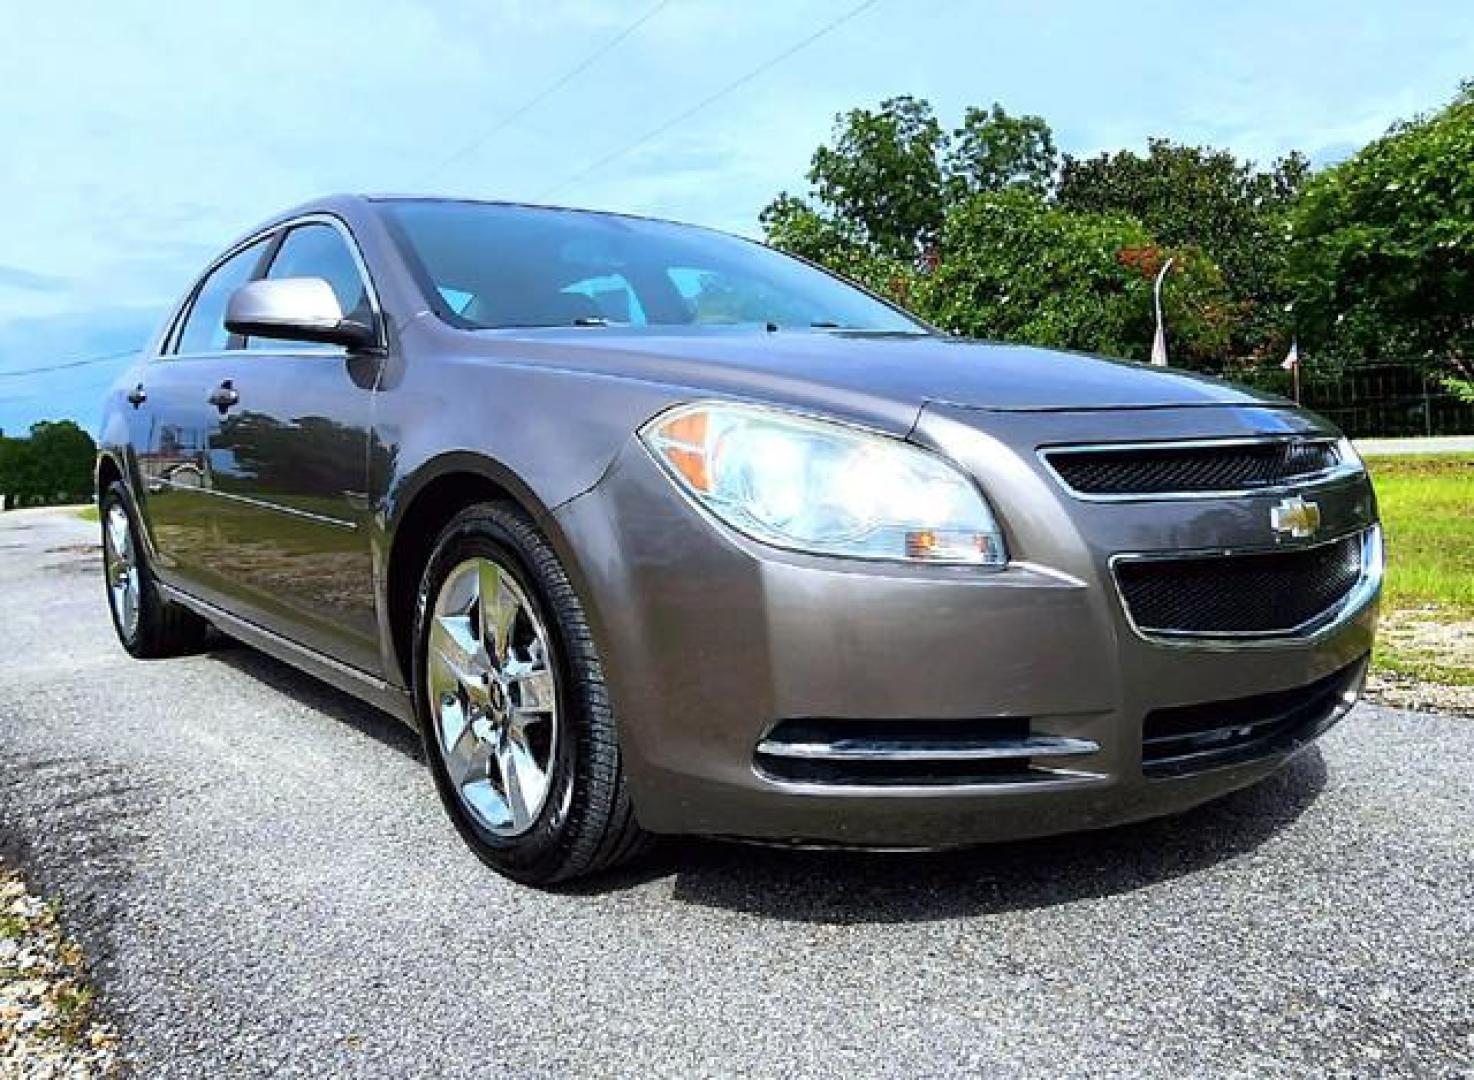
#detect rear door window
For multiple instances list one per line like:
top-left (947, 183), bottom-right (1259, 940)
top-left (173, 238), bottom-right (272, 355)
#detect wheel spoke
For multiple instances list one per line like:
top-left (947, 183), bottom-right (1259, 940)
top-left (105, 509), bottom-right (125, 554)
top-left (509, 664), bottom-right (555, 715)
top-left (479, 563), bottom-right (520, 668)
top-left (121, 569), bottom-right (139, 629)
top-left (446, 721), bottom-right (492, 788)
top-left (429, 614), bottom-right (485, 689)
top-left (105, 508), bottom-right (130, 565)
top-left (435, 690), bottom-right (472, 756)
top-left (496, 733), bottom-right (541, 832)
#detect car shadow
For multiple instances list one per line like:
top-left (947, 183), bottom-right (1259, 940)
top-left (203, 638), bottom-right (424, 762)
top-left (203, 637), bottom-right (1330, 921)
top-left (656, 750), bottom-right (1329, 923)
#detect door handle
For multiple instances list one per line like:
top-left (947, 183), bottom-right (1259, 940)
top-left (126, 383), bottom-right (147, 408)
top-left (208, 380), bottom-right (239, 412)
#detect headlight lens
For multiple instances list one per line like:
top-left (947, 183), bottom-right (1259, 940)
top-left (640, 402), bottom-right (1006, 565)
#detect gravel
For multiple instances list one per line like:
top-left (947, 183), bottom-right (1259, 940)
top-left (1, 507), bottom-right (1471, 1078)
top-left (1, 861), bottom-right (119, 1077)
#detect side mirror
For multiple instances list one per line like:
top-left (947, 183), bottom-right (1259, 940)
top-left (225, 277), bottom-right (376, 349)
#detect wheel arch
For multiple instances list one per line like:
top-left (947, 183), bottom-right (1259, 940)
top-left (94, 451), bottom-right (125, 501)
top-left (381, 451), bottom-right (596, 691)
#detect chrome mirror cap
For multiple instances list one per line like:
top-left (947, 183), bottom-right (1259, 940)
top-left (225, 277), bottom-right (375, 348)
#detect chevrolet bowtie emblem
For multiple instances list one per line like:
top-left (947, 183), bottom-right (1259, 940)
top-left (1271, 496), bottom-right (1322, 539)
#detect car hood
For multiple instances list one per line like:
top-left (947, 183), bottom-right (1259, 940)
top-left (466, 326), bottom-right (1284, 429)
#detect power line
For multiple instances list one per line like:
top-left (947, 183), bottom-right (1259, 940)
top-left (0, 348), bottom-right (137, 380)
top-left (537, 0), bottom-right (881, 201)
top-left (415, 0), bottom-right (677, 186)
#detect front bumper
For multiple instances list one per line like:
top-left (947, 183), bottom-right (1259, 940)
top-left (551, 404), bottom-right (1379, 847)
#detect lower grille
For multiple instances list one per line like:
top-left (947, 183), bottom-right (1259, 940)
top-left (754, 718), bottom-right (1098, 786)
top-left (1142, 658), bottom-right (1366, 776)
top-left (1115, 532), bottom-right (1366, 637)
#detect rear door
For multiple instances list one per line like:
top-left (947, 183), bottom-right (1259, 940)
top-left (135, 235), bottom-right (275, 607)
top-left (204, 219), bottom-right (384, 674)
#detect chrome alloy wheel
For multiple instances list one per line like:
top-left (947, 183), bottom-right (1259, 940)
top-left (427, 557), bottom-right (560, 837)
top-left (103, 503), bottom-right (141, 640)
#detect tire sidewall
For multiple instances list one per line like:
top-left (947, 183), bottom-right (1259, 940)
top-left (412, 507), bottom-right (582, 879)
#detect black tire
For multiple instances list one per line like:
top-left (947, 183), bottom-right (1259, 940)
top-left (99, 480), bottom-right (210, 659)
top-left (412, 502), bottom-right (649, 885)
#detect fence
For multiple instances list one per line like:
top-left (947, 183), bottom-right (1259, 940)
top-left (1224, 363), bottom-right (1474, 439)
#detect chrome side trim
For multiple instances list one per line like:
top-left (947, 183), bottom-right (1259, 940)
top-left (754, 734), bottom-right (1100, 762)
top-left (1110, 524), bottom-right (1383, 650)
top-left (1038, 435), bottom-right (1363, 503)
top-left (157, 480), bottom-right (358, 530)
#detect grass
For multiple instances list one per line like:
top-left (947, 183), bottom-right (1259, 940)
top-left (74, 505), bottom-right (98, 523)
top-left (1365, 453), bottom-right (1474, 705)
top-left (1369, 454), bottom-right (1474, 614)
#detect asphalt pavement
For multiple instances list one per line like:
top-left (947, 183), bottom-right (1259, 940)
top-left (1, 507), bottom-right (1470, 1078)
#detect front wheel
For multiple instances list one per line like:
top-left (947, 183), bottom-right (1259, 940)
top-left (412, 502), bottom-right (649, 885)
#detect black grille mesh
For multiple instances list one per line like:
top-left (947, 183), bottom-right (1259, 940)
top-left (1116, 534), bottom-right (1364, 635)
top-left (1048, 440), bottom-right (1341, 496)
top-left (1141, 659), bottom-right (1363, 774)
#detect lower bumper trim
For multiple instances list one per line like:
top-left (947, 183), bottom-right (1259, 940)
top-left (754, 734), bottom-right (1100, 762)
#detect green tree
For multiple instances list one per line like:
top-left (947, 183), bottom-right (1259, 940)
top-left (0, 433), bottom-right (25, 507)
top-left (0, 420), bottom-right (96, 507)
top-left (1289, 81), bottom-right (1474, 368)
top-left (945, 103), bottom-right (1057, 199)
top-left (761, 95), bottom-right (1306, 371)
top-left (798, 95), bottom-right (949, 259)
top-left (914, 189), bottom-right (1233, 363)
top-left (1057, 139), bottom-right (1309, 358)
top-left (757, 193), bottom-right (920, 304)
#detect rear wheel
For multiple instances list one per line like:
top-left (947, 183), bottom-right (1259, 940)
top-left (413, 502), bottom-right (649, 885)
top-left (100, 481), bottom-right (210, 658)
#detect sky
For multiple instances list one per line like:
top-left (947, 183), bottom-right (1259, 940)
top-left (1, 0), bottom-right (1471, 436)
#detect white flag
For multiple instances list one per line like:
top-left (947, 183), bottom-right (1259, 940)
top-left (1281, 339), bottom-right (1300, 371)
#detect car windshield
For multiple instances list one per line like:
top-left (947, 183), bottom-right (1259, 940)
top-left (377, 199), bottom-right (928, 334)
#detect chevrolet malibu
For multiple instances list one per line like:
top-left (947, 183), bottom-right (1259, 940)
top-left (96, 195), bottom-right (1381, 884)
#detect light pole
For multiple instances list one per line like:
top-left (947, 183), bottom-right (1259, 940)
top-left (1150, 256), bottom-right (1175, 366)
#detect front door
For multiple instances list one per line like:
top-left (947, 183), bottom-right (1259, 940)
top-left (202, 221), bottom-right (385, 675)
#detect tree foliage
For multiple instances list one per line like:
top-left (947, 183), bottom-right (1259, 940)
top-left (761, 97), bottom-right (1245, 366)
top-left (761, 83), bottom-right (1473, 381)
top-left (916, 190), bottom-right (1232, 363)
top-left (1057, 140), bottom-right (1309, 357)
top-left (0, 420), bottom-right (97, 508)
top-left (946, 104), bottom-right (1057, 199)
top-left (805, 95), bottom-right (948, 259)
top-left (1289, 82), bottom-right (1474, 367)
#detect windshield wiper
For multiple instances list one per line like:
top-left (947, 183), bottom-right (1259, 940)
top-left (572, 316), bottom-right (609, 327)
top-left (810, 321), bottom-right (930, 335)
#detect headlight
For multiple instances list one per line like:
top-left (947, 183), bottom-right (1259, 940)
top-left (639, 402), bottom-right (1006, 565)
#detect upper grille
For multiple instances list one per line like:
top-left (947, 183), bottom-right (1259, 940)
top-left (1115, 533), bottom-right (1365, 637)
top-left (1046, 438), bottom-right (1343, 497)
